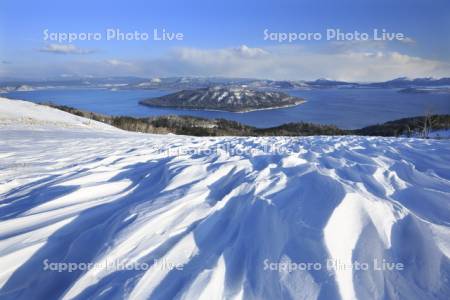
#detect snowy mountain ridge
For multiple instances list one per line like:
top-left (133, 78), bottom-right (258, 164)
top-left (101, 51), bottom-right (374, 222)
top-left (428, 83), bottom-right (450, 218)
top-left (0, 98), bottom-right (449, 300)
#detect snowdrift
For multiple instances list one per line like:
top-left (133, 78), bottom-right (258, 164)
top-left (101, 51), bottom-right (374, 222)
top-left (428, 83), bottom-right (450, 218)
top-left (0, 99), bottom-right (449, 300)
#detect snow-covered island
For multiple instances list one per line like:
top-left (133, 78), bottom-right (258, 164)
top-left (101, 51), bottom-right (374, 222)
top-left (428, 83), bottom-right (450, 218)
top-left (0, 97), bottom-right (450, 299)
top-left (139, 86), bottom-right (306, 112)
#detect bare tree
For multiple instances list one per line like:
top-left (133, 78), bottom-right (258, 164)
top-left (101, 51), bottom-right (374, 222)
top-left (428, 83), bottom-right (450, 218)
top-left (419, 109), bottom-right (436, 139)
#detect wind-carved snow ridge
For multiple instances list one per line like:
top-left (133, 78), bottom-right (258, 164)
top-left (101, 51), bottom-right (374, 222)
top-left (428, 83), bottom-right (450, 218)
top-left (0, 100), bottom-right (450, 300)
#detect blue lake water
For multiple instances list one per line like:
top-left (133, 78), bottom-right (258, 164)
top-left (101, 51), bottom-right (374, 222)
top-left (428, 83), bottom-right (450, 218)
top-left (4, 87), bottom-right (450, 129)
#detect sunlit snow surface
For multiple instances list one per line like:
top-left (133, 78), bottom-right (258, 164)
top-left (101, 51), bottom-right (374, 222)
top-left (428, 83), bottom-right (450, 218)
top-left (0, 98), bottom-right (450, 300)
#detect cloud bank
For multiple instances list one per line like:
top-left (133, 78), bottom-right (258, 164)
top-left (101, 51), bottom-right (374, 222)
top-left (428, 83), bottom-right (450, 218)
top-left (6, 44), bottom-right (450, 81)
top-left (143, 45), bottom-right (449, 81)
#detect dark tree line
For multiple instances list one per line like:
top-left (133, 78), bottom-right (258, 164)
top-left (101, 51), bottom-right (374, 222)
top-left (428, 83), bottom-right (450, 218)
top-left (45, 103), bottom-right (449, 138)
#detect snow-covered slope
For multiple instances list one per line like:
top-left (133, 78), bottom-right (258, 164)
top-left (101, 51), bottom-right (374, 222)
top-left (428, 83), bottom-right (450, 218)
top-left (0, 99), bottom-right (450, 300)
top-left (0, 97), bottom-right (119, 131)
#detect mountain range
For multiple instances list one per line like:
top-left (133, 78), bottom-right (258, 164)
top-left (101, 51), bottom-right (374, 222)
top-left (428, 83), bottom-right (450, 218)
top-left (1, 76), bottom-right (450, 92)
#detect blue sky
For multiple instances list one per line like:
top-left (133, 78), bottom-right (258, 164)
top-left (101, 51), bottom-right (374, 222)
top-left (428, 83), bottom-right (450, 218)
top-left (1, 0), bottom-right (449, 81)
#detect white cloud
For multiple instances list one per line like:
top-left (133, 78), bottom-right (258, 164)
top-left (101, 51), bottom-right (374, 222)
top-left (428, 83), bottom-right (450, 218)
top-left (39, 44), bottom-right (94, 54)
top-left (399, 37), bottom-right (416, 44)
top-left (234, 45), bottom-right (268, 58)
top-left (172, 45), bottom-right (268, 70)
top-left (105, 59), bottom-right (132, 67)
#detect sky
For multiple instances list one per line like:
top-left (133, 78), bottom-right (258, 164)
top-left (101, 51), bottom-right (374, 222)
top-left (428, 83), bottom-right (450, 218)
top-left (1, 0), bottom-right (450, 81)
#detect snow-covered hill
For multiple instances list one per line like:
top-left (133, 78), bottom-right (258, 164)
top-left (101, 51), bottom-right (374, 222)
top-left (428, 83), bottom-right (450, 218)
top-left (0, 97), bottom-right (119, 132)
top-left (0, 99), bottom-right (450, 300)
